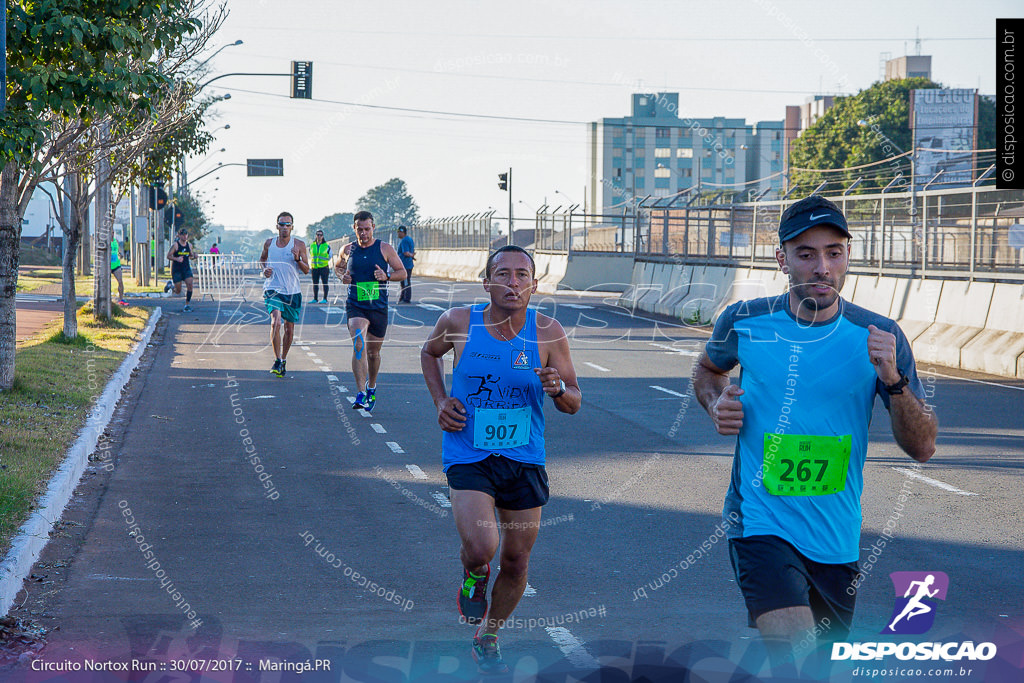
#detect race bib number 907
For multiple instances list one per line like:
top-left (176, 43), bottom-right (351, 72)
top-left (474, 407), bottom-right (531, 450)
top-left (763, 433), bottom-right (852, 496)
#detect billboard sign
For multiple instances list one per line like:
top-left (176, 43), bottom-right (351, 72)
top-left (911, 88), bottom-right (977, 191)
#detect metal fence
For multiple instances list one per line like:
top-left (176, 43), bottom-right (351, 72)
top-left (408, 211), bottom-right (496, 250)
top-left (636, 185), bottom-right (1024, 279)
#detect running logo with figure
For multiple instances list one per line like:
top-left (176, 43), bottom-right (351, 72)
top-left (882, 571), bottom-right (949, 635)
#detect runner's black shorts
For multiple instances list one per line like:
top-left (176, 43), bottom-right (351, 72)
top-left (729, 534), bottom-right (858, 640)
top-left (446, 455), bottom-right (549, 511)
top-left (172, 267), bottom-right (193, 283)
top-left (346, 303), bottom-right (388, 338)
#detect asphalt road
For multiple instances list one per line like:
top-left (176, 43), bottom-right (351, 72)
top-left (7, 277), bottom-right (1023, 683)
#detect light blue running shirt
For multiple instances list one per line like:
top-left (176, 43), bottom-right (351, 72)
top-left (442, 304), bottom-right (546, 472)
top-left (705, 293), bottom-right (926, 564)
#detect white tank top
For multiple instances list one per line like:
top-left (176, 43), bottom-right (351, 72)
top-left (263, 236), bottom-right (302, 295)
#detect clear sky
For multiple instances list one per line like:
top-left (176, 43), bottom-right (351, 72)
top-left (194, 0), bottom-right (1011, 234)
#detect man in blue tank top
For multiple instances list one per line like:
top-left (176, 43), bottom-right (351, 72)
top-left (421, 245), bottom-right (582, 674)
top-left (693, 195), bottom-right (938, 676)
top-left (334, 211), bottom-right (406, 412)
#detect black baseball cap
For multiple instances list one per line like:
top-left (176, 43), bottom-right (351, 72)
top-left (778, 195), bottom-right (851, 244)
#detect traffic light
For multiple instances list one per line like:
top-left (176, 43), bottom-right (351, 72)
top-left (292, 61), bottom-right (312, 99)
top-left (165, 206), bottom-right (184, 228)
top-left (498, 173), bottom-right (508, 191)
top-left (148, 183), bottom-right (167, 210)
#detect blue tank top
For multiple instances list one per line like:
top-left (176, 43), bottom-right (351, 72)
top-left (346, 239), bottom-right (389, 310)
top-left (442, 304), bottom-right (546, 471)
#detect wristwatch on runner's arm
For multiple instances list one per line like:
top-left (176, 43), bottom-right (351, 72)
top-left (884, 373), bottom-right (910, 395)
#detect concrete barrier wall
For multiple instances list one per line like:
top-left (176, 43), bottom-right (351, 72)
top-left (560, 252), bottom-right (635, 292)
top-left (624, 261), bottom-right (1024, 379)
top-left (961, 283), bottom-right (1024, 377)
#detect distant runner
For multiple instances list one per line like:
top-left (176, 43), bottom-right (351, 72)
top-left (693, 195), bottom-right (937, 677)
top-left (334, 211), bottom-right (406, 411)
top-left (167, 228), bottom-right (196, 311)
top-left (421, 245), bottom-right (582, 674)
top-left (260, 211), bottom-right (310, 377)
top-left (110, 238), bottom-right (126, 306)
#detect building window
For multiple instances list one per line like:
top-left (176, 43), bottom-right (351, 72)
top-left (684, 169), bottom-right (692, 178)
top-left (635, 147), bottom-right (645, 157)
top-left (654, 148), bottom-right (671, 158)
top-left (615, 168), bottom-right (622, 178)
top-left (656, 127), bottom-right (671, 138)
top-left (635, 168), bottom-right (645, 177)
top-left (677, 148), bottom-right (693, 158)
top-left (775, 131), bottom-right (781, 140)
top-left (654, 167), bottom-right (671, 178)
top-left (639, 97), bottom-right (647, 105)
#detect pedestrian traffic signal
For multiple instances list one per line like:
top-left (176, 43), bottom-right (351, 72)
top-left (148, 183), bottom-right (168, 210)
top-left (165, 206), bottom-right (184, 227)
top-left (498, 173), bottom-right (508, 191)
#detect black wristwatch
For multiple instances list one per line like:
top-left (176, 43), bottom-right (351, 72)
top-left (552, 380), bottom-right (566, 399)
top-left (884, 373), bottom-right (910, 395)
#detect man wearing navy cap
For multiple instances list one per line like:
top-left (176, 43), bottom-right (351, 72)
top-left (693, 194), bottom-right (938, 675)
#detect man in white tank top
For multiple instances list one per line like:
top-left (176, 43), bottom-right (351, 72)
top-left (259, 211), bottom-right (310, 377)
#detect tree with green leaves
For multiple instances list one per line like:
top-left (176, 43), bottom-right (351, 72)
top-left (788, 78), bottom-right (996, 196)
top-left (356, 178), bottom-right (420, 228)
top-left (306, 212), bottom-right (355, 242)
top-left (0, 0), bottom-right (212, 391)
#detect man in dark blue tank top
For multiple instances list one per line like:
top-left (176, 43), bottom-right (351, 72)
top-left (335, 211), bottom-right (406, 412)
top-left (421, 246), bottom-right (582, 674)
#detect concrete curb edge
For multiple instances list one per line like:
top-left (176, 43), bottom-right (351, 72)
top-left (0, 306), bottom-right (163, 615)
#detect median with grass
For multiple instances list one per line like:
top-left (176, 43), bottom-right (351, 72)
top-left (0, 303), bottom-right (153, 556)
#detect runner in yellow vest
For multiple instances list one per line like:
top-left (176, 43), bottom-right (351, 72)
top-left (309, 230), bottom-right (332, 303)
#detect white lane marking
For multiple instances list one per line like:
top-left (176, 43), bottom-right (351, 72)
top-left (649, 342), bottom-right (700, 356)
top-left (306, 351), bottom-right (317, 357)
top-left (523, 583), bottom-right (537, 597)
top-left (313, 358), bottom-right (324, 365)
top-left (358, 409), bottom-right (371, 418)
top-left (650, 385), bottom-right (688, 398)
top-left (320, 366), bottom-right (332, 372)
top-left (245, 395), bottom-right (276, 400)
top-left (371, 423), bottom-right (387, 434)
top-left (405, 464), bottom-right (427, 479)
top-left (431, 492), bottom-right (452, 508)
top-left (327, 375), bottom-right (339, 382)
top-left (324, 307), bottom-right (344, 314)
top-left (300, 346), bottom-right (310, 350)
top-left (544, 627), bottom-right (600, 670)
top-left (560, 303), bottom-right (593, 309)
top-left (584, 362), bottom-right (610, 372)
top-left (927, 371), bottom-right (1024, 391)
top-left (891, 467), bottom-right (978, 496)
top-left (347, 396), bottom-right (356, 403)
top-left (417, 303), bottom-right (444, 311)
top-left (387, 441), bottom-right (405, 453)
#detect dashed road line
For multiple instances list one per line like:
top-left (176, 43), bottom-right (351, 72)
top-left (891, 467), bottom-right (978, 496)
top-left (313, 358), bottom-right (324, 364)
top-left (584, 362), bottom-right (610, 372)
top-left (523, 583), bottom-right (537, 597)
top-left (650, 385), bottom-right (687, 398)
top-left (544, 627), bottom-right (600, 670)
top-left (405, 464), bottom-right (427, 479)
top-left (649, 342), bottom-right (700, 356)
top-left (386, 441), bottom-right (405, 454)
top-left (417, 303), bottom-right (444, 311)
top-left (431, 492), bottom-right (452, 508)
top-left (371, 424), bottom-right (387, 434)
top-left (327, 375), bottom-right (339, 382)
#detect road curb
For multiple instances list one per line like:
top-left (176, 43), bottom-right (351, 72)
top-left (0, 307), bottom-right (163, 616)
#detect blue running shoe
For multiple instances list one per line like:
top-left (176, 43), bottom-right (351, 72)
top-left (472, 633), bottom-right (509, 675)
top-left (364, 384), bottom-right (376, 412)
top-left (352, 391), bottom-right (367, 409)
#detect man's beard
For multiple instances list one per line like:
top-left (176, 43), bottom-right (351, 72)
top-left (793, 279), bottom-right (839, 311)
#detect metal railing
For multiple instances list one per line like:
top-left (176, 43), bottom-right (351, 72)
top-left (636, 185), bottom-right (1024, 280)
